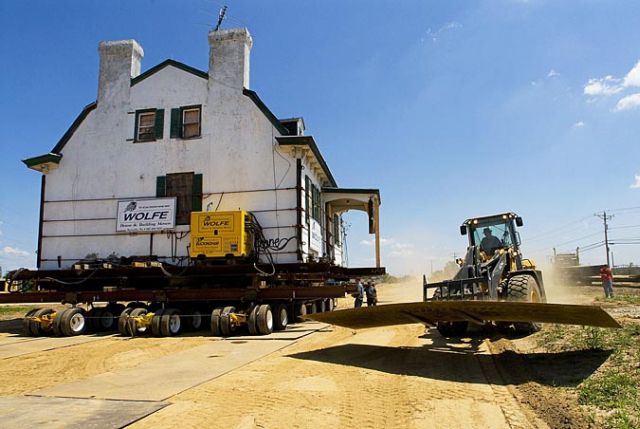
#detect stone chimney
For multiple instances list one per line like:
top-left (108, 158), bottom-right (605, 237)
top-left (208, 28), bottom-right (252, 90)
top-left (97, 40), bottom-right (144, 107)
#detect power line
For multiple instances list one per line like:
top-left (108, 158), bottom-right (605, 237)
top-left (525, 215), bottom-right (593, 242)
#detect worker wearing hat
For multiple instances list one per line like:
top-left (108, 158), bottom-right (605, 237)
top-left (480, 227), bottom-right (502, 256)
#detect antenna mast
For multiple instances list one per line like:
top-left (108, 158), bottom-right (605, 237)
top-left (214, 5), bottom-right (227, 32)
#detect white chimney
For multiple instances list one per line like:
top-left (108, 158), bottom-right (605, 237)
top-left (208, 28), bottom-right (252, 90)
top-left (97, 40), bottom-right (144, 107)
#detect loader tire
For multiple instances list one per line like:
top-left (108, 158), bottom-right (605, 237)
top-left (506, 274), bottom-right (543, 334)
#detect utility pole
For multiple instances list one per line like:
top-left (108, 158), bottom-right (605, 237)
top-left (595, 211), bottom-right (614, 266)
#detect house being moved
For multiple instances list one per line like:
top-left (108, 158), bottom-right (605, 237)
top-left (23, 28), bottom-right (381, 270)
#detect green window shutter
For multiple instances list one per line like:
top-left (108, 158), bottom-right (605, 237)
top-left (156, 176), bottom-right (166, 197)
top-left (170, 108), bottom-right (182, 138)
top-left (154, 109), bottom-right (164, 139)
top-left (192, 173), bottom-right (203, 212)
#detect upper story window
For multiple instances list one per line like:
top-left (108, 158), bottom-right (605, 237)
top-left (171, 105), bottom-right (202, 139)
top-left (135, 108), bottom-right (164, 142)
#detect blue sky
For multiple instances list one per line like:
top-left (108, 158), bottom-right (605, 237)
top-left (1, 0), bottom-right (640, 275)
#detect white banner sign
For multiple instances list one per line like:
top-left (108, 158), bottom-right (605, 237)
top-left (116, 198), bottom-right (176, 232)
top-left (309, 219), bottom-right (323, 253)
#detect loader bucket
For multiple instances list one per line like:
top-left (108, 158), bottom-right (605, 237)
top-left (306, 301), bottom-right (621, 330)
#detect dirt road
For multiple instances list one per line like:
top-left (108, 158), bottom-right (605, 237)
top-left (0, 281), bottom-right (546, 429)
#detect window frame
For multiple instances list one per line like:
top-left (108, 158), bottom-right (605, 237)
top-left (135, 109), bottom-right (157, 142)
top-left (181, 105), bottom-right (202, 139)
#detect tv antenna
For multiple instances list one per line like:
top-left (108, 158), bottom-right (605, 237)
top-left (214, 5), bottom-right (227, 31)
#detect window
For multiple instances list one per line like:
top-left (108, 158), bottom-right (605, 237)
top-left (156, 172), bottom-right (203, 225)
top-left (312, 185), bottom-right (321, 221)
top-left (135, 109), bottom-right (164, 142)
top-left (333, 214), bottom-right (341, 246)
top-left (171, 105), bottom-right (201, 139)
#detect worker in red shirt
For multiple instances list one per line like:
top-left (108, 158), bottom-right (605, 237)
top-left (599, 264), bottom-right (614, 298)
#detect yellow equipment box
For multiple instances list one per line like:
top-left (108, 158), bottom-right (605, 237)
top-left (190, 211), bottom-right (253, 258)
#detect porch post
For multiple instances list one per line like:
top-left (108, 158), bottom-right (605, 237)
top-left (374, 199), bottom-right (381, 268)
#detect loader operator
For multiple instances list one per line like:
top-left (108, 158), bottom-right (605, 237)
top-left (480, 228), bottom-right (503, 256)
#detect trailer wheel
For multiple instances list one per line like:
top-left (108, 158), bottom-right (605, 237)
top-left (326, 299), bottom-right (335, 312)
top-left (507, 274), bottom-right (543, 334)
top-left (306, 302), bottom-right (317, 315)
top-left (118, 307), bottom-right (134, 336)
top-left (130, 307), bottom-right (150, 336)
top-left (273, 304), bottom-right (288, 331)
top-left (248, 305), bottom-right (259, 335)
top-left (436, 321), bottom-right (469, 338)
top-left (151, 309), bottom-right (166, 337)
top-left (30, 308), bottom-right (55, 336)
top-left (184, 309), bottom-right (203, 331)
top-left (220, 306), bottom-right (237, 337)
top-left (256, 304), bottom-right (273, 335)
top-left (295, 302), bottom-right (307, 322)
top-left (53, 308), bottom-right (67, 336)
top-left (22, 308), bottom-right (40, 336)
top-left (101, 304), bottom-right (124, 331)
top-left (161, 309), bottom-right (181, 336)
top-left (60, 308), bottom-right (87, 336)
top-left (315, 300), bottom-right (325, 313)
top-left (211, 307), bottom-right (223, 336)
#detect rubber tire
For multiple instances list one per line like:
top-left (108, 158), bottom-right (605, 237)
top-left (129, 307), bottom-right (149, 336)
top-left (30, 308), bottom-right (54, 336)
top-left (210, 307), bottom-right (223, 336)
top-left (256, 304), bottom-right (274, 335)
top-left (53, 308), bottom-right (68, 337)
top-left (273, 304), bottom-right (288, 331)
top-left (436, 321), bottom-right (469, 338)
top-left (295, 302), bottom-right (307, 322)
top-left (507, 274), bottom-right (543, 334)
top-left (22, 308), bottom-right (40, 336)
top-left (185, 309), bottom-right (203, 331)
top-left (118, 307), bottom-right (135, 336)
top-left (160, 309), bottom-right (181, 336)
top-left (306, 302), bottom-right (317, 315)
top-left (126, 301), bottom-right (147, 310)
top-left (60, 308), bottom-right (87, 337)
top-left (101, 303), bottom-right (124, 331)
top-left (247, 306), bottom-right (259, 335)
top-left (325, 299), bottom-right (335, 312)
top-left (220, 306), bottom-right (236, 337)
top-left (151, 308), bottom-right (166, 337)
top-left (315, 300), bottom-right (325, 313)
top-left (88, 308), bottom-right (102, 332)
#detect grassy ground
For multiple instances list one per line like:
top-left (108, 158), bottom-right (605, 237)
top-left (536, 321), bottom-right (640, 429)
top-left (0, 305), bottom-right (38, 321)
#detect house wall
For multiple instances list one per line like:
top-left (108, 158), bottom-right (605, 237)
top-left (38, 30), bottom-right (321, 269)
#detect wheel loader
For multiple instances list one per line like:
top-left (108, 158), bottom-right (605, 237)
top-left (423, 212), bottom-right (545, 337)
top-left (307, 212), bottom-right (621, 335)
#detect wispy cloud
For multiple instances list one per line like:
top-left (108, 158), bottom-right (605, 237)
top-left (572, 121), bottom-right (585, 129)
top-left (1, 246), bottom-right (30, 257)
top-left (547, 69), bottom-right (560, 78)
top-left (631, 174), bottom-right (640, 189)
top-left (623, 61), bottom-right (640, 87)
top-left (584, 76), bottom-right (623, 96)
top-left (422, 21), bottom-right (462, 43)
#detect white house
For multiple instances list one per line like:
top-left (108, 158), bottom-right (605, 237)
top-left (23, 28), bottom-right (381, 270)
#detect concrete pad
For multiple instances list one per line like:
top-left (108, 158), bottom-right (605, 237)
top-left (0, 334), bottom-right (114, 360)
top-left (230, 321), bottom-right (329, 341)
top-left (31, 322), bottom-right (328, 401)
top-left (0, 396), bottom-right (165, 429)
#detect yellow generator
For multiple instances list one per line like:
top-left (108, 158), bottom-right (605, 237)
top-left (190, 211), bottom-right (254, 258)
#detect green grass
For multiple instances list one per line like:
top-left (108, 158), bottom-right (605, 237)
top-left (595, 294), bottom-right (640, 305)
top-left (0, 305), bottom-right (37, 319)
top-left (537, 322), bottom-right (640, 428)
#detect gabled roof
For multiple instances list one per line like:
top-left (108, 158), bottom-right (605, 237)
top-left (242, 89), bottom-right (290, 135)
top-left (130, 59), bottom-right (208, 86)
top-left (276, 135), bottom-right (337, 187)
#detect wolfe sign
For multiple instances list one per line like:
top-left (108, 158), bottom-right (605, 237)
top-left (116, 198), bottom-right (176, 232)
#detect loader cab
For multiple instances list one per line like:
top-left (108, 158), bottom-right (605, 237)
top-left (460, 213), bottom-right (523, 257)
